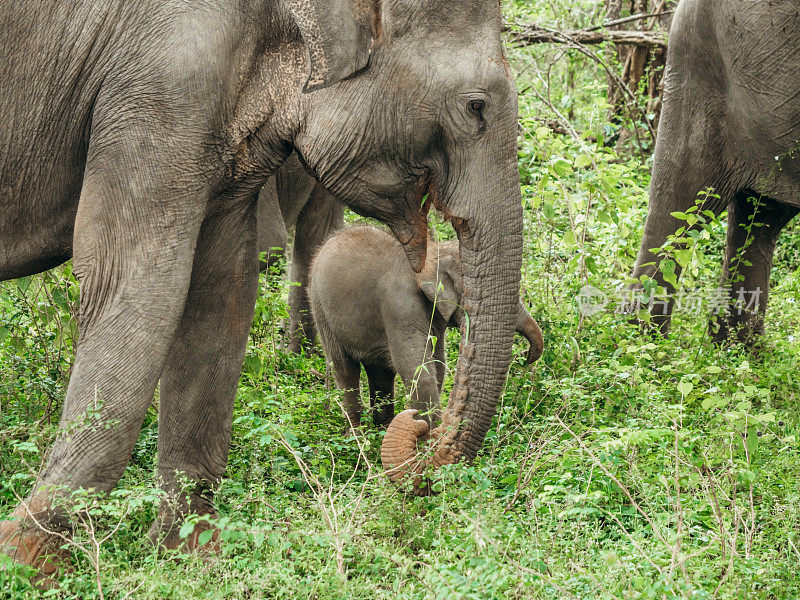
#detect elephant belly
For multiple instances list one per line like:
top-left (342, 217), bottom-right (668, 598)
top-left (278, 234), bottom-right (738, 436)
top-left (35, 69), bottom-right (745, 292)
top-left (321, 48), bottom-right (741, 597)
top-left (0, 4), bottom-right (109, 280)
top-left (339, 326), bottom-right (391, 366)
top-left (718, 0), bottom-right (800, 203)
top-left (350, 342), bottom-right (393, 368)
top-left (0, 170), bottom-right (80, 281)
top-left (0, 101), bottom-right (86, 280)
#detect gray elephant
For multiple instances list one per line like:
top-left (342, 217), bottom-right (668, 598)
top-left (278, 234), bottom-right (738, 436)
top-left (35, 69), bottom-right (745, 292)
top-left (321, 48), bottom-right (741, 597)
top-left (309, 226), bottom-right (543, 431)
top-left (629, 0), bottom-right (799, 342)
top-left (0, 0), bottom-right (524, 573)
top-left (258, 154), bottom-right (344, 354)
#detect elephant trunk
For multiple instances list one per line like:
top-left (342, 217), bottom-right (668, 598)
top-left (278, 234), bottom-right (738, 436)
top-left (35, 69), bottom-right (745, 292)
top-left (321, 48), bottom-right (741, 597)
top-left (381, 124), bottom-right (523, 491)
top-left (516, 303), bottom-right (544, 364)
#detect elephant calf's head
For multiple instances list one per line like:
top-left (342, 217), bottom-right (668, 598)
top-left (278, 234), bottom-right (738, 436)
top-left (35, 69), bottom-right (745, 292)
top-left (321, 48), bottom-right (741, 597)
top-left (416, 243), bottom-right (543, 363)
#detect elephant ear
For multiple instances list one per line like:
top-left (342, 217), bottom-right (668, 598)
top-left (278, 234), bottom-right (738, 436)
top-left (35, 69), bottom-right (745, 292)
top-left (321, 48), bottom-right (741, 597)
top-left (286, 0), bottom-right (379, 93)
top-left (417, 254), bottom-right (460, 322)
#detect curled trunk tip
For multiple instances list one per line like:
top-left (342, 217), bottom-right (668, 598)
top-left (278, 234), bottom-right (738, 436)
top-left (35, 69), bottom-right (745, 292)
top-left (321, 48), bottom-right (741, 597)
top-left (516, 302), bottom-right (544, 364)
top-left (381, 409), bottom-right (432, 490)
top-left (522, 316), bottom-right (544, 363)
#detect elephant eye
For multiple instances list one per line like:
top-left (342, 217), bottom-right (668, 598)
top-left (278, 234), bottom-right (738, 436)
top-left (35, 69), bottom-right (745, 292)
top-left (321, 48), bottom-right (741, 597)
top-left (466, 99), bottom-right (487, 132)
top-left (467, 99), bottom-right (485, 118)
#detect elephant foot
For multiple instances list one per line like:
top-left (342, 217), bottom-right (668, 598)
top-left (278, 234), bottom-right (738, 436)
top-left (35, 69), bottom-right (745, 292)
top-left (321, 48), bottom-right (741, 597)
top-left (147, 511), bottom-right (221, 557)
top-left (341, 421), bottom-right (365, 437)
top-left (0, 504), bottom-right (72, 588)
top-left (710, 317), bottom-right (766, 355)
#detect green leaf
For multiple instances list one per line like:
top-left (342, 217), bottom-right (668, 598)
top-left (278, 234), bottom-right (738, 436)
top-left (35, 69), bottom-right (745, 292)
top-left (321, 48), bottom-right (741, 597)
top-left (678, 379), bottom-right (694, 397)
top-left (739, 468), bottom-right (757, 485)
top-left (574, 153), bottom-right (592, 169)
top-left (198, 529), bottom-right (214, 547)
top-left (674, 249), bottom-right (692, 269)
top-left (549, 157), bottom-right (573, 178)
top-left (178, 521), bottom-right (195, 540)
top-left (596, 209), bottom-right (613, 225)
top-left (244, 355), bottom-right (263, 378)
top-left (15, 276), bottom-right (32, 292)
top-left (659, 259), bottom-right (678, 287)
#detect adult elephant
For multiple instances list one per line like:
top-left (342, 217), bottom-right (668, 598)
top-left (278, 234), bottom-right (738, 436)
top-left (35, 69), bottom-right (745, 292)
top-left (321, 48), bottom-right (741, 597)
top-left (629, 0), bottom-right (800, 342)
top-left (0, 0), bottom-right (523, 572)
top-left (258, 154), bottom-right (344, 354)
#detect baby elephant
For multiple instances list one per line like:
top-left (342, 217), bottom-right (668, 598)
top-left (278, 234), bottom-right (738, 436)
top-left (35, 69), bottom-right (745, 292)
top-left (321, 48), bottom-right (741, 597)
top-left (309, 226), bottom-right (544, 429)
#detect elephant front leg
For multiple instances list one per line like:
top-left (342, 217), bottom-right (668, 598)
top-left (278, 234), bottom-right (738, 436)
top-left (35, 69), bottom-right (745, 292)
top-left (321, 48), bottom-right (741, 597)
top-left (625, 60), bottom-right (730, 334)
top-left (389, 329), bottom-right (442, 427)
top-left (713, 195), bottom-right (799, 345)
top-left (0, 127), bottom-right (206, 574)
top-left (150, 201), bottom-right (260, 552)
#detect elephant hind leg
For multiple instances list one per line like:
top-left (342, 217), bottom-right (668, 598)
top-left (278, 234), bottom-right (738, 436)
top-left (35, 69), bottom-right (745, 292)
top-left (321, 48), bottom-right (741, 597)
top-left (365, 364), bottom-right (395, 428)
top-left (257, 178), bottom-right (288, 276)
top-left (330, 355), bottom-right (363, 431)
top-left (287, 185), bottom-right (344, 354)
top-left (150, 198), bottom-right (261, 552)
top-left (713, 192), bottom-right (799, 344)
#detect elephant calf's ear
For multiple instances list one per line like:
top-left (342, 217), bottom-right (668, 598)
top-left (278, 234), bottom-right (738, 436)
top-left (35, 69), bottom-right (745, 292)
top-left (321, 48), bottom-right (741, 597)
top-left (286, 0), bottom-right (380, 93)
top-left (418, 256), bottom-right (460, 322)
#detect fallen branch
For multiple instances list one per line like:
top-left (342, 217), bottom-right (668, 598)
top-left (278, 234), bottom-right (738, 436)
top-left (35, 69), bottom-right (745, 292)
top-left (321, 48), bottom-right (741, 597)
top-left (583, 10), bottom-right (674, 32)
top-left (506, 24), bottom-right (667, 48)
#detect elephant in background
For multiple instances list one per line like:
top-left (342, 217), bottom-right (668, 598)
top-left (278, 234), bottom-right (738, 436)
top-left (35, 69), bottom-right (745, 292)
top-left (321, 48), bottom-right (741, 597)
top-left (309, 226), bottom-right (543, 434)
top-left (0, 0), bottom-right (524, 573)
top-left (258, 154), bottom-right (344, 354)
top-left (629, 0), bottom-right (799, 342)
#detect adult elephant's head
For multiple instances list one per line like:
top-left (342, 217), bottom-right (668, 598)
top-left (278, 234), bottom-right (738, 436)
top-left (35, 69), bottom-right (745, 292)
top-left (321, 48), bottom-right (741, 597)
top-left (288, 0), bottom-right (523, 488)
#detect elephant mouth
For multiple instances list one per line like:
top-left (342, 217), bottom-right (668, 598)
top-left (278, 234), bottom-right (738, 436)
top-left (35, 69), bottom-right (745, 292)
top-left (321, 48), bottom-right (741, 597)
top-left (389, 177), bottom-right (434, 273)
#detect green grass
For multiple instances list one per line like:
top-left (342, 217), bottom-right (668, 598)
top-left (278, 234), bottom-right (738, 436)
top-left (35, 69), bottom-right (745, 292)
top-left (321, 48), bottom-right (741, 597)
top-left (2, 2), bottom-right (800, 597)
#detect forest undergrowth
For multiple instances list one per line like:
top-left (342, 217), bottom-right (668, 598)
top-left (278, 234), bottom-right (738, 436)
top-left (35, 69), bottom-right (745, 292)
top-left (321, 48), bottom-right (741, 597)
top-left (2, 1), bottom-right (800, 598)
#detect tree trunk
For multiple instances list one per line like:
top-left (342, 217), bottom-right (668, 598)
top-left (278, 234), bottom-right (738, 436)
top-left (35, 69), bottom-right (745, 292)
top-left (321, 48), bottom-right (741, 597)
top-left (605, 0), bottom-right (675, 151)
